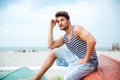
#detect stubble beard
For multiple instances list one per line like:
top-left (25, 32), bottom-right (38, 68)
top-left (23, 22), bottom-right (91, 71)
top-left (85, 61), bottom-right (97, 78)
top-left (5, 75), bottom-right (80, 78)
top-left (60, 24), bottom-right (69, 31)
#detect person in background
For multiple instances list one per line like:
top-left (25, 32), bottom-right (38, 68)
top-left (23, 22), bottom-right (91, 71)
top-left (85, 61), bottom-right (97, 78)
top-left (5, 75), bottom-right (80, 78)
top-left (29, 11), bottom-right (98, 80)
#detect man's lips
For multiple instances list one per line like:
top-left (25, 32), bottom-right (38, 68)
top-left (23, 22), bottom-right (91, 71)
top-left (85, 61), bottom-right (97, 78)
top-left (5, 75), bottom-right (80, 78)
top-left (59, 25), bottom-right (63, 28)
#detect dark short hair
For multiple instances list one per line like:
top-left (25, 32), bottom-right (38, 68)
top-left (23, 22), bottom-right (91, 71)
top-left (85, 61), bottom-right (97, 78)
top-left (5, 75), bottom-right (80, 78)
top-left (55, 11), bottom-right (70, 20)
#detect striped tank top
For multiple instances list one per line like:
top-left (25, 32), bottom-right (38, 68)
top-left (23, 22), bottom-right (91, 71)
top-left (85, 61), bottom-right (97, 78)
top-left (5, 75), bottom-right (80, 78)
top-left (64, 26), bottom-right (98, 67)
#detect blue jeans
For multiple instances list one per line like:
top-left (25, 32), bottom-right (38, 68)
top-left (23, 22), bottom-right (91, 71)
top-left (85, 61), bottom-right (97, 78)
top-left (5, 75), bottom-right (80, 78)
top-left (53, 47), bottom-right (97, 80)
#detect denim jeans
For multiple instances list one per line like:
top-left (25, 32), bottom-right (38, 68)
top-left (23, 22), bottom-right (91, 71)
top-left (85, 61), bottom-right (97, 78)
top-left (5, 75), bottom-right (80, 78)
top-left (53, 47), bottom-right (97, 80)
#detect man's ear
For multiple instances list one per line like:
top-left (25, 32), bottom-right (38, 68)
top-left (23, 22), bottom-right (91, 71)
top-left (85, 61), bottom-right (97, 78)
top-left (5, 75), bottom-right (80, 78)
top-left (68, 19), bottom-right (71, 23)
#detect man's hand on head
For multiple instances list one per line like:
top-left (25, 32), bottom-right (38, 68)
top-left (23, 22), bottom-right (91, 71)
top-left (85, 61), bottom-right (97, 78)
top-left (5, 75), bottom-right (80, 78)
top-left (50, 18), bottom-right (57, 28)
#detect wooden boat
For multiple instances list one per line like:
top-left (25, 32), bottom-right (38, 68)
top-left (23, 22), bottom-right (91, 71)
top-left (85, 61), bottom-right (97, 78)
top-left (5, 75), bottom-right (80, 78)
top-left (83, 54), bottom-right (120, 80)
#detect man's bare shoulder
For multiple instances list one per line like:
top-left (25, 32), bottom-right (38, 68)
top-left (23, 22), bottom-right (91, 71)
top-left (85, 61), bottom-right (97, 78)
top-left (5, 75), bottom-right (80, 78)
top-left (74, 25), bottom-right (84, 30)
top-left (74, 24), bottom-right (85, 34)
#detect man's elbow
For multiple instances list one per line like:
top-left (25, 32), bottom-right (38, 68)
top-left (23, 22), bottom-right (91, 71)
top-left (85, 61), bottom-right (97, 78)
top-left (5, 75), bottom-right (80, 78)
top-left (48, 45), bottom-right (54, 49)
top-left (48, 46), bottom-right (52, 49)
top-left (88, 39), bottom-right (96, 45)
top-left (92, 39), bottom-right (96, 45)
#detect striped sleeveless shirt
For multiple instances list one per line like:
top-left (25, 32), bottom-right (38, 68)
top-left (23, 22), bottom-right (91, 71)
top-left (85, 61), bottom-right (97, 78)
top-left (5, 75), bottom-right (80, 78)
top-left (64, 26), bottom-right (98, 67)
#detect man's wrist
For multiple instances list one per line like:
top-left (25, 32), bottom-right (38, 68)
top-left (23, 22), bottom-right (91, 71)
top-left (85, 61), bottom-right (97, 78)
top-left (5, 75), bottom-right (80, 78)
top-left (84, 58), bottom-right (89, 63)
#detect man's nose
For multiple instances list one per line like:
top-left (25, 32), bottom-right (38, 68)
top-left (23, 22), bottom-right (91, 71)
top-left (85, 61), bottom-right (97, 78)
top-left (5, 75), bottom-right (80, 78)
top-left (59, 21), bottom-right (62, 25)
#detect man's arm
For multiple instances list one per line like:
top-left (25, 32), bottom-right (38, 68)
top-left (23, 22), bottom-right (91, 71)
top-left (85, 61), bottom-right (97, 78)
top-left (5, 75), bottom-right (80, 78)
top-left (48, 19), bottom-right (64, 49)
top-left (74, 25), bottom-right (96, 64)
top-left (28, 19), bottom-right (64, 80)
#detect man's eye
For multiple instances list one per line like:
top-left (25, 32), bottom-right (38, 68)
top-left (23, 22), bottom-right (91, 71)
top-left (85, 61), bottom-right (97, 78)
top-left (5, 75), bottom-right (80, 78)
top-left (61, 19), bottom-right (64, 21)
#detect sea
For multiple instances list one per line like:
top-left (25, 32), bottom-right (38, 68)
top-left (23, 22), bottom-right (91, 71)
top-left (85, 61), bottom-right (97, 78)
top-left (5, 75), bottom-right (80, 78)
top-left (0, 47), bottom-right (112, 53)
top-left (0, 47), bottom-right (49, 53)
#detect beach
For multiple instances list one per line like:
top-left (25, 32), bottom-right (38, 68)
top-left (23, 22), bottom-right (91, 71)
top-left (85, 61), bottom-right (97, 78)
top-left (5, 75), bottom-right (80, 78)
top-left (0, 51), bottom-right (120, 67)
top-left (0, 51), bottom-right (67, 79)
top-left (0, 51), bottom-right (51, 67)
top-left (0, 51), bottom-right (120, 79)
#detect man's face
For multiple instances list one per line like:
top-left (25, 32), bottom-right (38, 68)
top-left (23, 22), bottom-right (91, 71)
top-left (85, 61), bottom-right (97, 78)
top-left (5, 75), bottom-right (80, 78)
top-left (56, 16), bottom-right (69, 30)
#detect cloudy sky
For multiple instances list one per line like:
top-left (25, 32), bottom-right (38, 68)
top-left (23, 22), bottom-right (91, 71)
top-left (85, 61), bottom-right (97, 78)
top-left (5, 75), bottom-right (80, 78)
top-left (0, 0), bottom-right (120, 48)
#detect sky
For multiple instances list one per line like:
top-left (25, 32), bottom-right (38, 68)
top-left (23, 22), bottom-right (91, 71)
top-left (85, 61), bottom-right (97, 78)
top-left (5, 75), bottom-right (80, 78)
top-left (0, 0), bottom-right (120, 48)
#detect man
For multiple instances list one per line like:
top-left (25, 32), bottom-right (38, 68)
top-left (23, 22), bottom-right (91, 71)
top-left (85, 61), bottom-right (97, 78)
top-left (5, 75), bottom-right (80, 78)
top-left (30, 11), bottom-right (98, 80)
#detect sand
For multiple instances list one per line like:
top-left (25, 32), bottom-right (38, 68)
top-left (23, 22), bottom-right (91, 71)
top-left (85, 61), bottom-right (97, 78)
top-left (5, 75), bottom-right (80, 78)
top-left (0, 51), bottom-right (66, 79)
top-left (0, 51), bottom-right (120, 68)
top-left (0, 51), bottom-right (120, 79)
top-left (0, 51), bottom-right (51, 67)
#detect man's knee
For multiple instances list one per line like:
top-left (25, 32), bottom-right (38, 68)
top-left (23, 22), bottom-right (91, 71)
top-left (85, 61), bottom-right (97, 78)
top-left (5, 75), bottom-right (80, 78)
top-left (49, 50), bottom-right (57, 58)
top-left (51, 48), bottom-right (68, 67)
